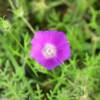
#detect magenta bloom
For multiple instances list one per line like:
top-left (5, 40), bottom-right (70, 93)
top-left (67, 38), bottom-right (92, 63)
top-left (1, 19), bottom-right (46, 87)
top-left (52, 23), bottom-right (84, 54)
top-left (30, 30), bottom-right (71, 70)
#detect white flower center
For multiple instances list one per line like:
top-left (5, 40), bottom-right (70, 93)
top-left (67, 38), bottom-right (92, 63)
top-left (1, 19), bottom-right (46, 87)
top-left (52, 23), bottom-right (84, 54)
top-left (42, 43), bottom-right (57, 59)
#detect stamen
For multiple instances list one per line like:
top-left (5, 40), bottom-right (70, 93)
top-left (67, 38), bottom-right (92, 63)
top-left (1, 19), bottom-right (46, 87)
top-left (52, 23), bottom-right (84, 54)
top-left (42, 43), bottom-right (57, 59)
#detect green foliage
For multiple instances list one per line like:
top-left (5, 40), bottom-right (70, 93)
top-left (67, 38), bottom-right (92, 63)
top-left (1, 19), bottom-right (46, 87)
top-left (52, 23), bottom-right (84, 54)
top-left (0, 0), bottom-right (100, 100)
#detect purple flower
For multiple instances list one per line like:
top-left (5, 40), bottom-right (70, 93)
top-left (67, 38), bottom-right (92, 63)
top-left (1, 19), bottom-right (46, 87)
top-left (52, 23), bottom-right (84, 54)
top-left (30, 30), bottom-right (71, 70)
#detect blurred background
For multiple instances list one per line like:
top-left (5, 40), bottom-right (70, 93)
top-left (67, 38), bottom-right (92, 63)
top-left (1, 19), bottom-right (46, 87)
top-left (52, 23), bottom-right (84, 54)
top-left (0, 0), bottom-right (100, 100)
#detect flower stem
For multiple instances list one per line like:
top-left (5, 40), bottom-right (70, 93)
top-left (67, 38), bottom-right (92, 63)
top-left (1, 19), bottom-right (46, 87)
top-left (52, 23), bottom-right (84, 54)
top-left (8, 0), bottom-right (35, 34)
top-left (8, 0), bottom-right (15, 10)
top-left (21, 17), bottom-right (35, 34)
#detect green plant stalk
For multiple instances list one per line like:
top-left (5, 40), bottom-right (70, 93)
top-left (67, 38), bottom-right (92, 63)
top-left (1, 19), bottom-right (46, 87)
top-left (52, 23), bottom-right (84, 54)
top-left (21, 17), bottom-right (35, 34)
top-left (8, 0), bottom-right (15, 10)
top-left (8, 0), bottom-right (35, 34)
